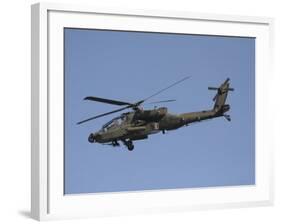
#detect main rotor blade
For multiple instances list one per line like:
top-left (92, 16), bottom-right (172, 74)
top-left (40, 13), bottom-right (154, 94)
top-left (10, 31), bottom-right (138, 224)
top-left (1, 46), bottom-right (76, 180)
top-left (142, 76), bottom-right (191, 102)
top-left (79, 76), bottom-right (190, 124)
top-left (77, 105), bottom-right (130, 125)
top-left (146, 99), bottom-right (176, 104)
top-left (84, 96), bottom-right (133, 106)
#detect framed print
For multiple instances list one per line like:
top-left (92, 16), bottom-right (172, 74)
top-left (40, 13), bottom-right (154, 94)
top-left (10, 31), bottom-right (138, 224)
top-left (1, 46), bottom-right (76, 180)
top-left (31, 2), bottom-right (274, 221)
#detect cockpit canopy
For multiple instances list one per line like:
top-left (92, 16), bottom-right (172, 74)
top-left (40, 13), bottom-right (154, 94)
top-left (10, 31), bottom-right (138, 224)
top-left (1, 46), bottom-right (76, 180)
top-left (100, 114), bottom-right (126, 132)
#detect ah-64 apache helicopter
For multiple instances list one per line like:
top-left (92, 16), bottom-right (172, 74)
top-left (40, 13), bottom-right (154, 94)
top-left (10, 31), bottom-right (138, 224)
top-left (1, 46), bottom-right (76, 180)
top-left (77, 77), bottom-right (234, 151)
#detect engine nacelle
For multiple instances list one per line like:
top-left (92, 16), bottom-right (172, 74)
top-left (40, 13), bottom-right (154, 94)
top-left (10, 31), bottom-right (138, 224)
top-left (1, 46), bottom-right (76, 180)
top-left (134, 107), bottom-right (167, 122)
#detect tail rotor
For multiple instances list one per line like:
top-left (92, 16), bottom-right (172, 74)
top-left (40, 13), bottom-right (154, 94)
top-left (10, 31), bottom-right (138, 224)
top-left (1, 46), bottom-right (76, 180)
top-left (208, 78), bottom-right (234, 102)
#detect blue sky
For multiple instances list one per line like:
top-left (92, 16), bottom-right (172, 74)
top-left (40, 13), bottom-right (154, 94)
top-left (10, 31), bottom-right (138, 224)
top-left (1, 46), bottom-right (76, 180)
top-left (64, 28), bottom-right (255, 194)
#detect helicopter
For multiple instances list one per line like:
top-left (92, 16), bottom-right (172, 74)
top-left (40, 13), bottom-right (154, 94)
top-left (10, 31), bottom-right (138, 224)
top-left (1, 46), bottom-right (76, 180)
top-left (77, 77), bottom-right (234, 151)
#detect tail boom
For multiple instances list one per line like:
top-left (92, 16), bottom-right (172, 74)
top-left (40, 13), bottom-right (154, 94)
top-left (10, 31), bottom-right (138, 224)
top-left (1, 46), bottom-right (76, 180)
top-left (159, 78), bottom-right (234, 131)
top-left (179, 78), bottom-right (233, 125)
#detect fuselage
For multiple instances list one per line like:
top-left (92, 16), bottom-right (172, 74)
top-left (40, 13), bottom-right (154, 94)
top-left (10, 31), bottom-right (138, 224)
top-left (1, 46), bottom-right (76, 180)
top-left (89, 105), bottom-right (229, 144)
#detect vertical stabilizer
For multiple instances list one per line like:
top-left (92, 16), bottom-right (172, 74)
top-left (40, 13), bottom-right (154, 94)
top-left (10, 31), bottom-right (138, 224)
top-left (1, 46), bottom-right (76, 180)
top-left (208, 78), bottom-right (234, 113)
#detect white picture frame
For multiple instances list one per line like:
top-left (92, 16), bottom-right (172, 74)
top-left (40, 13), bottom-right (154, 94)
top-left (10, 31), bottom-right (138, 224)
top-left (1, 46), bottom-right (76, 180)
top-left (31, 2), bottom-right (274, 221)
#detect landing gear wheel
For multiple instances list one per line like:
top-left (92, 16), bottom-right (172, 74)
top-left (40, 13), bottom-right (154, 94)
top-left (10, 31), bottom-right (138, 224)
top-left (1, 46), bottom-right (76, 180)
top-left (122, 139), bottom-right (134, 151)
top-left (123, 140), bottom-right (134, 151)
top-left (112, 140), bottom-right (120, 147)
top-left (127, 143), bottom-right (134, 151)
